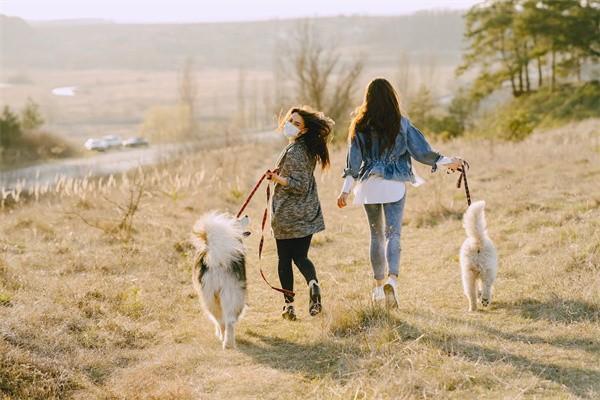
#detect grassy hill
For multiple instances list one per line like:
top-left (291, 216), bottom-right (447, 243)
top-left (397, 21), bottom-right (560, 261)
top-left (1, 119), bottom-right (599, 399)
top-left (472, 82), bottom-right (600, 141)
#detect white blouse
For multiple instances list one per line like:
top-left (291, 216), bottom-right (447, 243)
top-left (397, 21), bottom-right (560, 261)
top-left (342, 156), bottom-right (454, 205)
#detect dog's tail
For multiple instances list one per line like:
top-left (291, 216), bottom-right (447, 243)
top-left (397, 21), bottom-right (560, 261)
top-left (463, 200), bottom-right (488, 241)
top-left (190, 212), bottom-right (244, 265)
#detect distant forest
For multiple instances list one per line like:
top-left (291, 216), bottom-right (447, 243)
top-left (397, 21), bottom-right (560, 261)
top-left (0, 12), bottom-right (464, 70)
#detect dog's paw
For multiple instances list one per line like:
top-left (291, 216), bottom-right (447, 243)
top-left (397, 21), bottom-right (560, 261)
top-left (215, 327), bottom-right (223, 340)
top-left (222, 339), bottom-right (236, 350)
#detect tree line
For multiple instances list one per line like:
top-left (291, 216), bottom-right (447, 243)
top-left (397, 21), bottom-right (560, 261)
top-left (459, 0), bottom-right (599, 99)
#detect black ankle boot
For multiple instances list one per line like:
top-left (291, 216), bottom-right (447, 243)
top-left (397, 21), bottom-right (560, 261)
top-left (282, 303), bottom-right (297, 320)
top-left (308, 280), bottom-right (322, 316)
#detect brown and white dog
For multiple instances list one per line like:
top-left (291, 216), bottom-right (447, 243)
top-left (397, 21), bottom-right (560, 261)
top-left (190, 212), bottom-right (250, 349)
top-left (460, 201), bottom-right (498, 312)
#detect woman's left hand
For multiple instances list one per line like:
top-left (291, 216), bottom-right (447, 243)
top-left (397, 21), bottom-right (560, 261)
top-left (266, 171), bottom-right (287, 186)
top-left (337, 192), bottom-right (349, 208)
top-left (446, 157), bottom-right (466, 172)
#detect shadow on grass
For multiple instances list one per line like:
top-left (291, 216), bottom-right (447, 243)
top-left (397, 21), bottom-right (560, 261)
top-left (505, 298), bottom-right (600, 324)
top-left (237, 307), bottom-right (420, 382)
top-left (412, 310), bottom-right (600, 398)
top-left (240, 303), bottom-right (600, 398)
top-left (236, 332), bottom-right (356, 382)
top-left (425, 332), bottom-right (600, 398)
top-left (416, 307), bottom-right (600, 355)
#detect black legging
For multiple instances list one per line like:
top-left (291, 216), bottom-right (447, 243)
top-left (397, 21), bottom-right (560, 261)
top-left (276, 235), bottom-right (317, 303)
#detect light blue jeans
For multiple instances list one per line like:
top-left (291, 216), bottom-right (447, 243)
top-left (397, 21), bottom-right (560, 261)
top-left (363, 196), bottom-right (406, 280)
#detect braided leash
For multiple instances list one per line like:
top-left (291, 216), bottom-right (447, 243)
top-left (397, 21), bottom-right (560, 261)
top-left (236, 171), bottom-right (295, 297)
top-left (236, 170), bottom-right (269, 219)
top-left (455, 160), bottom-right (471, 206)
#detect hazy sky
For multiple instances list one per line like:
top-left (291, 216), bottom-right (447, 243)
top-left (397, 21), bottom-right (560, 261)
top-left (0, 0), bottom-right (480, 23)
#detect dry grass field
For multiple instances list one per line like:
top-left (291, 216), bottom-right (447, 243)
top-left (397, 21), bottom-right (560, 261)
top-left (0, 68), bottom-right (275, 140)
top-left (1, 119), bottom-right (599, 399)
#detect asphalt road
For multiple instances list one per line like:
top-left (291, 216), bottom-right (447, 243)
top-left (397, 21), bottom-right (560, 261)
top-left (0, 131), bottom-right (278, 191)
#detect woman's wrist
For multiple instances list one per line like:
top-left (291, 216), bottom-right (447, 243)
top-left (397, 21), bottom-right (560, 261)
top-left (342, 175), bottom-right (354, 194)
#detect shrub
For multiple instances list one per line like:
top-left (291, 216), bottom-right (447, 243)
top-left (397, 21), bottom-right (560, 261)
top-left (0, 106), bottom-right (22, 147)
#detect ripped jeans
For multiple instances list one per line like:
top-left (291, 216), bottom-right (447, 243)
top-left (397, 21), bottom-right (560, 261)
top-left (363, 196), bottom-right (406, 280)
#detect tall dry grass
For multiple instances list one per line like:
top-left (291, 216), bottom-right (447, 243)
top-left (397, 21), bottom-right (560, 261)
top-left (1, 120), bottom-right (599, 399)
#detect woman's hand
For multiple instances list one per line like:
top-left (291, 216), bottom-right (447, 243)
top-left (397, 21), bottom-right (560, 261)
top-left (266, 170), bottom-right (288, 186)
top-left (445, 157), bottom-right (467, 172)
top-left (337, 192), bottom-right (349, 208)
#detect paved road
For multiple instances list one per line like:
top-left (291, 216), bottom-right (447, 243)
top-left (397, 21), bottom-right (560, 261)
top-left (0, 131), bottom-right (278, 191)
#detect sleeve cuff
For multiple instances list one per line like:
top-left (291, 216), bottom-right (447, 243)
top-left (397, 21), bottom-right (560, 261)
top-left (341, 168), bottom-right (358, 179)
top-left (431, 155), bottom-right (451, 172)
top-left (436, 156), bottom-right (454, 166)
top-left (342, 176), bottom-right (354, 194)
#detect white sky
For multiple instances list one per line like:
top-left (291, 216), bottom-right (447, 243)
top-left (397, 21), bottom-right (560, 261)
top-left (0, 0), bottom-right (480, 23)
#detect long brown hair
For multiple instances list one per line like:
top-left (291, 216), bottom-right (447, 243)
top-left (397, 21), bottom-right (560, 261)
top-left (279, 106), bottom-right (333, 170)
top-left (348, 78), bottom-right (402, 152)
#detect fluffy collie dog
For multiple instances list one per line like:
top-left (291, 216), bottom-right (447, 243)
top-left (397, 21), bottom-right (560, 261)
top-left (460, 201), bottom-right (498, 312)
top-left (190, 212), bottom-right (250, 349)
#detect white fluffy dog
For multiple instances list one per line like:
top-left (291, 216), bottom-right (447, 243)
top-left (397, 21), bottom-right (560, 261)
top-left (190, 212), bottom-right (250, 349)
top-left (460, 200), bottom-right (498, 312)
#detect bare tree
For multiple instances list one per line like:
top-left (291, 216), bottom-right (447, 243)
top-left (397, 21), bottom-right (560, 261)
top-left (285, 20), bottom-right (364, 140)
top-left (178, 57), bottom-right (198, 137)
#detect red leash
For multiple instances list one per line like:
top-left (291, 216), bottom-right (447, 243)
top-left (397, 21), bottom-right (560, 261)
top-left (236, 170), bottom-right (268, 219)
top-left (236, 170), bottom-right (295, 297)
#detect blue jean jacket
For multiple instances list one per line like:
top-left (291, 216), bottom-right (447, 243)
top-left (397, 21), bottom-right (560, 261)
top-left (342, 117), bottom-right (441, 184)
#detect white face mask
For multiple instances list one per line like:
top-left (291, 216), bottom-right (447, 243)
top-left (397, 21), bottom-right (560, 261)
top-left (283, 121), bottom-right (301, 138)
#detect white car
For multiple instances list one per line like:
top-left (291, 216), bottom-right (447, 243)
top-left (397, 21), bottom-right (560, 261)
top-left (102, 135), bottom-right (122, 149)
top-left (122, 137), bottom-right (149, 148)
top-left (84, 138), bottom-right (108, 151)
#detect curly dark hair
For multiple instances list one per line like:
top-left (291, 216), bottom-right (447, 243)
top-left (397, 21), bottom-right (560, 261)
top-left (279, 105), bottom-right (334, 170)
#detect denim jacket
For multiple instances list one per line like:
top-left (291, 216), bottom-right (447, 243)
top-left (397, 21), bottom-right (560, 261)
top-left (342, 117), bottom-right (442, 184)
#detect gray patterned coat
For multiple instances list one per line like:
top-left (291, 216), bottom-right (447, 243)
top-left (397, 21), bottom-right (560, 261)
top-left (271, 139), bottom-right (325, 239)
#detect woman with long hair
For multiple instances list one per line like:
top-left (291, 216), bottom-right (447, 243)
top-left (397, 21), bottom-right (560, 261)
top-left (267, 106), bottom-right (333, 320)
top-left (337, 78), bottom-right (464, 307)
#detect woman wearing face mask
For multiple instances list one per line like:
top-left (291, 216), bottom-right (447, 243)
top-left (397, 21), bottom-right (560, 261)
top-left (266, 106), bottom-right (333, 320)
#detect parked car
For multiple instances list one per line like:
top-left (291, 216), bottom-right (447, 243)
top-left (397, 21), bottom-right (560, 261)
top-left (84, 138), bottom-right (108, 151)
top-left (102, 135), bottom-right (122, 149)
top-left (122, 137), bottom-right (149, 148)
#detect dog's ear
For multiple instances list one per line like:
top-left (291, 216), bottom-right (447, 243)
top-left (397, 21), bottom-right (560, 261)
top-left (237, 215), bottom-right (250, 228)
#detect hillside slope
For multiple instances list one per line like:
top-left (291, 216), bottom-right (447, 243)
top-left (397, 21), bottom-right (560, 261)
top-left (0, 119), bottom-right (599, 399)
